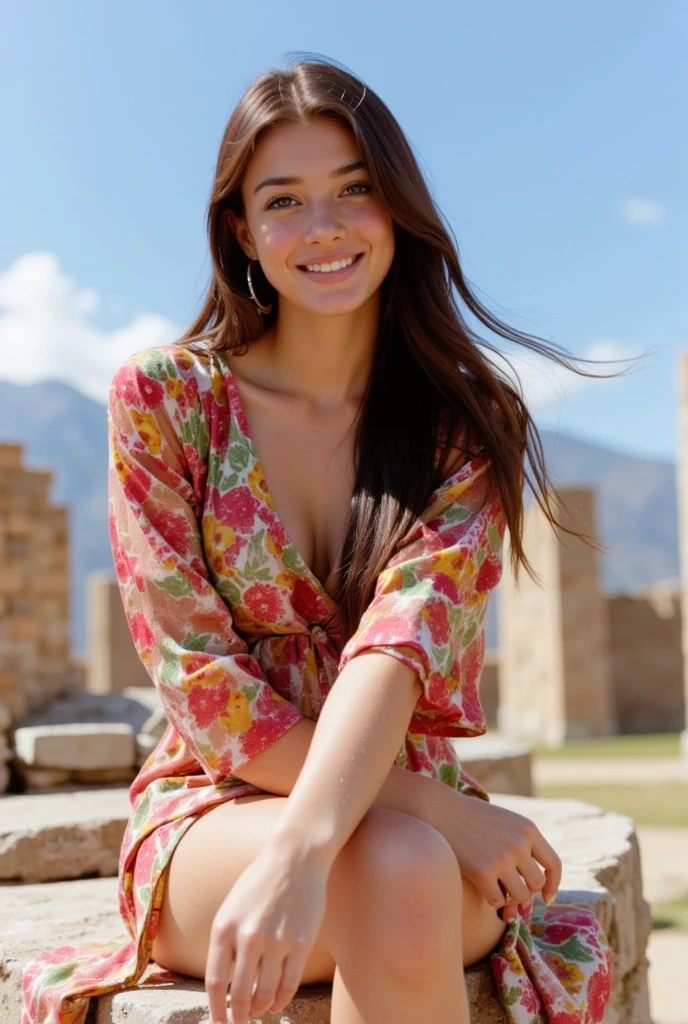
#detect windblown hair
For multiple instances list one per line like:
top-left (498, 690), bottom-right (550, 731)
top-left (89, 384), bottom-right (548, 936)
top-left (176, 52), bottom-right (644, 644)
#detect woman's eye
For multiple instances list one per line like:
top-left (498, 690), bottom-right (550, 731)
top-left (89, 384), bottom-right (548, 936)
top-left (265, 181), bottom-right (372, 211)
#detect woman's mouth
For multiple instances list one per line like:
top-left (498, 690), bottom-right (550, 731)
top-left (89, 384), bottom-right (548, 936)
top-left (297, 252), bottom-right (365, 283)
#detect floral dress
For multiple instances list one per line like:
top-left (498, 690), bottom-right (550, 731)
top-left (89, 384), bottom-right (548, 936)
top-left (21, 344), bottom-right (612, 1024)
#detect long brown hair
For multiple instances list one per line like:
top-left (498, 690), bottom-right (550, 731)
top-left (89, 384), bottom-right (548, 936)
top-left (176, 53), bottom-right (646, 644)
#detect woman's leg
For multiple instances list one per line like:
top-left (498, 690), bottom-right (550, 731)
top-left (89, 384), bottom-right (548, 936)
top-left (152, 794), bottom-right (507, 1023)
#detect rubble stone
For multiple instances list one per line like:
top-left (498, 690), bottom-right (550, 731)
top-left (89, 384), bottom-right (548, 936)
top-left (14, 723), bottom-right (136, 771)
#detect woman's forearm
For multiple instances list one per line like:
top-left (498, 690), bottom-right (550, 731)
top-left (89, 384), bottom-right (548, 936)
top-left (262, 650), bottom-right (449, 871)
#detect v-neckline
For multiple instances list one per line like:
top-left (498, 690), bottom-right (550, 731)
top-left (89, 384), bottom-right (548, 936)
top-left (217, 351), bottom-right (341, 615)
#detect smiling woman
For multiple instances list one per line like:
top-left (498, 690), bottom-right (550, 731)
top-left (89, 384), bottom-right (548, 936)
top-left (19, 52), bottom-right (631, 1024)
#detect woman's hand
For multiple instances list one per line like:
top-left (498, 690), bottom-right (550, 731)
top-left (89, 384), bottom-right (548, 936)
top-left (205, 843), bottom-right (329, 1024)
top-left (449, 793), bottom-right (562, 922)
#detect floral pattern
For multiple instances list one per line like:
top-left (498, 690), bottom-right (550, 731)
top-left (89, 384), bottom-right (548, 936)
top-left (20, 344), bottom-right (612, 1023)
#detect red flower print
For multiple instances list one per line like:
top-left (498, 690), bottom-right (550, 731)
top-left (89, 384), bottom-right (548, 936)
top-left (426, 597), bottom-right (451, 645)
top-left (188, 681), bottom-right (230, 729)
top-left (212, 485), bottom-right (260, 533)
top-left (474, 549), bottom-right (502, 592)
top-left (292, 576), bottom-right (329, 624)
top-left (244, 582), bottom-right (285, 622)
top-left (118, 363), bottom-right (165, 409)
top-left (586, 958), bottom-right (612, 1022)
top-left (130, 612), bottom-right (155, 651)
top-left (431, 571), bottom-right (460, 604)
top-left (121, 462), bottom-right (153, 505)
top-left (150, 505), bottom-right (192, 550)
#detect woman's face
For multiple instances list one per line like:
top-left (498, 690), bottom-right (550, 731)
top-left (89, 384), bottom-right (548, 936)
top-left (231, 118), bottom-right (395, 317)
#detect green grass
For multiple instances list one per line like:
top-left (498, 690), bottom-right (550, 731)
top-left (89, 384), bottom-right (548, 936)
top-left (533, 733), bottom-right (681, 760)
top-left (537, 783), bottom-right (688, 828)
top-left (652, 893), bottom-right (688, 932)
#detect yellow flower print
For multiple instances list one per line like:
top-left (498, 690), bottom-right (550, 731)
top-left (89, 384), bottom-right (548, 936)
top-left (179, 659), bottom-right (226, 692)
top-left (504, 948), bottom-right (526, 975)
top-left (163, 557), bottom-right (178, 570)
top-left (166, 377), bottom-right (184, 402)
top-left (265, 532), bottom-right (283, 558)
top-left (445, 675), bottom-right (461, 693)
top-left (130, 409), bottom-right (162, 455)
top-left (545, 952), bottom-right (584, 990)
top-left (210, 366), bottom-right (226, 404)
top-left (275, 569), bottom-right (298, 588)
top-left (247, 464), bottom-right (271, 505)
top-left (203, 516), bottom-right (236, 552)
top-left (219, 690), bottom-right (253, 734)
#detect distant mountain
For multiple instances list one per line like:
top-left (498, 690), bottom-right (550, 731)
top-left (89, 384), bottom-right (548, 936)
top-left (0, 378), bottom-right (679, 656)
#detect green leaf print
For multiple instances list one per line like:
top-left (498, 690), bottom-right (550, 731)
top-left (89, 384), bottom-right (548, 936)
top-left (229, 436), bottom-right (251, 473)
top-left (215, 578), bottom-right (243, 604)
top-left (400, 563), bottom-right (417, 589)
top-left (281, 546), bottom-right (301, 572)
top-left (182, 632), bottom-right (212, 651)
top-left (243, 684), bottom-right (258, 701)
top-left (181, 408), bottom-right (209, 462)
top-left (160, 644), bottom-right (180, 686)
top-left (460, 618), bottom-right (478, 648)
top-left (476, 546), bottom-right (486, 567)
top-left (132, 789), bottom-right (152, 832)
top-left (155, 573), bottom-right (194, 598)
top-left (219, 471), bottom-right (239, 490)
top-left (141, 350), bottom-right (167, 381)
top-left (255, 567), bottom-right (273, 581)
top-left (43, 963), bottom-right (78, 986)
top-left (444, 504), bottom-right (471, 524)
top-left (139, 885), bottom-right (151, 905)
top-left (438, 762), bottom-right (459, 787)
top-left (447, 604), bottom-right (464, 633)
top-left (518, 918), bottom-right (534, 952)
top-left (537, 934), bottom-right (595, 963)
top-left (208, 453), bottom-right (223, 488)
top-left (502, 985), bottom-right (522, 1006)
top-left (487, 520), bottom-right (502, 553)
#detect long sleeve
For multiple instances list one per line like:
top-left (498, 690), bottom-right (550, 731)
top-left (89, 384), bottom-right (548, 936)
top-left (107, 350), bottom-right (305, 785)
top-left (337, 445), bottom-right (506, 737)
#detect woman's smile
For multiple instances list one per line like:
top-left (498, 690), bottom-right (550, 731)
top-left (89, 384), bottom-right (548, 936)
top-left (297, 251), bottom-right (365, 283)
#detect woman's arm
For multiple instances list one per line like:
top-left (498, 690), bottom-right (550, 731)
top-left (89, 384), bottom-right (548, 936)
top-left (266, 649), bottom-right (428, 868)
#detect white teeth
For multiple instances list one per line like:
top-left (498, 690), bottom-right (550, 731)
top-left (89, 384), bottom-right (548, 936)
top-left (303, 255), bottom-right (356, 273)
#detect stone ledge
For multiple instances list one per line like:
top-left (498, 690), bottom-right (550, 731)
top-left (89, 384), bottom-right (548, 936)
top-left (0, 795), bottom-right (651, 1023)
top-left (451, 735), bottom-right (533, 796)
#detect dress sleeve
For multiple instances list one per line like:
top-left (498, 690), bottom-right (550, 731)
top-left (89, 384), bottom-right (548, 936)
top-left (337, 442), bottom-right (506, 737)
top-left (107, 349), bottom-right (305, 785)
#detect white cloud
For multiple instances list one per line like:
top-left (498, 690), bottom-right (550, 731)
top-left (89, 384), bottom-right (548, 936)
top-left (619, 197), bottom-right (666, 225)
top-left (487, 337), bottom-right (644, 413)
top-left (0, 252), bottom-right (181, 404)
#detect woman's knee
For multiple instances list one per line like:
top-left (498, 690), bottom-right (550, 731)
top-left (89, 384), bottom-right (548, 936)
top-left (326, 807), bottom-right (463, 983)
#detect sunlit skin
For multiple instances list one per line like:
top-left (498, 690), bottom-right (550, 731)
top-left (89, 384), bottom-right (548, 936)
top-left (228, 117), bottom-right (396, 411)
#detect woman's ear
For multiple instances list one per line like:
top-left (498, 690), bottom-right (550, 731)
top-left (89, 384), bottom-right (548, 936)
top-left (227, 210), bottom-right (255, 261)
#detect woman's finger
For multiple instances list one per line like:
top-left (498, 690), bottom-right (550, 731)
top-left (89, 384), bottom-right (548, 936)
top-left (226, 936), bottom-right (262, 1024)
top-left (498, 869), bottom-right (531, 905)
top-left (204, 927), bottom-right (235, 1024)
top-left (516, 855), bottom-right (547, 897)
top-left (270, 949), bottom-right (307, 1013)
top-left (248, 951), bottom-right (285, 1020)
top-left (531, 833), bottom-right (563, 904)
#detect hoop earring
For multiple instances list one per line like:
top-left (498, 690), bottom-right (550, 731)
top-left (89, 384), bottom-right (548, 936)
top-left (246, 259), bottom-right (273, 314)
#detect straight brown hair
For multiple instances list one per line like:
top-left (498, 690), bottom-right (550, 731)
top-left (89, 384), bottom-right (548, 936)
top-left (176, 53), bottom-right (644, 644)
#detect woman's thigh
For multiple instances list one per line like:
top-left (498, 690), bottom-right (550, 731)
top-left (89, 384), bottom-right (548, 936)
top-left (151, 793), bottom-right (336, 984)
top-left (151, 793), bottom-right (507, 983)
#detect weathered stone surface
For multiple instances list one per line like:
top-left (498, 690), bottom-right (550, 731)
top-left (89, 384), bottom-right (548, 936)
top-left (451, 735), bottom-right (533, 796)
top-left (0, 787), bottom-right (130, 882)
top-left (14, 722), bottom-right (136, 770)
top-left (0, 796), bottom-right (650, 1023)
top-left (18, 690), bottom-right (157, 734)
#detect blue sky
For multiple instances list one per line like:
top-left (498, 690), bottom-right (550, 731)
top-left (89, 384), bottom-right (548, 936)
top-left (1, 1), bottom-right (685, 460)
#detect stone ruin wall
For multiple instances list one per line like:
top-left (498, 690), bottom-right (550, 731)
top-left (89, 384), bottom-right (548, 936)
top-left (0, 444), bottom-right (81, 722)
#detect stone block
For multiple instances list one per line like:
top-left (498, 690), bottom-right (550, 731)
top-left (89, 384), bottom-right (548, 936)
top-left (452, 735), bottom-right (533, 796)
top-left (0, 787), bottom-right (130, 882)
top-left (0, 795), bottom-right (651, 1023)
top-left (14, 723), bottom-right (136, 771)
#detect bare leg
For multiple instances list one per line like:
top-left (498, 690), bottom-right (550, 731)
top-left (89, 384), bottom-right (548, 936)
top-left (152, 795), bottom-right (506, 1023)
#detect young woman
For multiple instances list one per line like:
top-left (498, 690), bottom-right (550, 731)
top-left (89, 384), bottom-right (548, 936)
top-left (22, 55), bottom-right (629, 1024)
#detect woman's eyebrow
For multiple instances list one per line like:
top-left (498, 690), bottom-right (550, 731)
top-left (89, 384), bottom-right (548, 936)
top-left (253, 160), bottom-right (366, 195)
